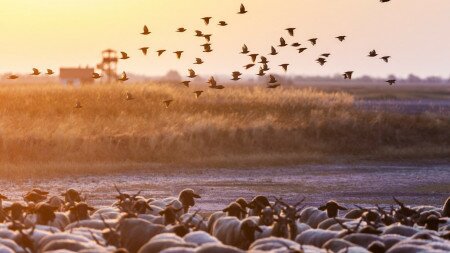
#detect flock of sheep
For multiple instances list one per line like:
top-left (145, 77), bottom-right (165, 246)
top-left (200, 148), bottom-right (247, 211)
top-left (0, 187), bottom-right (449, 253)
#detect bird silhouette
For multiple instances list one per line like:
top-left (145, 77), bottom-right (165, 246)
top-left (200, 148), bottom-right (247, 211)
top-left (286, 28), bottom-right (296, 36)
top-left (118, 71), bottom-right (129, 82)
top-left (291, 42), bottom-right (301, 47)
top-left (279, 64), bottom-right (289, 72)
top-left (268, 75), bottom-right (277, 84)
top-left (316, 58), bottom-right (327, 66)
top-left (139, 47), bottom-right (149, 55)
top-left (207, 76), bottom-right (217, 86)
top-left (157, 50), bottom-right (166, 56)
top-left (174, 51), bottom-right (184, 59)
top-left (257, 67), bottom-right (266, 76)
top-left (238, 4), bottom-right (247, 14)
top-left (181, 81), bottom-right (190, 87)
top-left (202, 44), bottom-right (213, 52)
top-left (267, 84), bottom-right (280, 89)
top-left (308, 38), bottom-right (318, 46)
top-left (278, 37), bottom-right (287, 47)
top-left (203, 34), bottom-right (212, 42)
top-left (259, 56), bottom-right (269, 64)
top-left (74, 101), bottom-right (82, 109)
top-left (92, 72), bottom-right (102, 79)
top-left (7, 74), bottom-right (18, 79)
top-left (177, 27), bottom-right (187, 32)
top-left (163, 100), bottom-right (173, 108)
top-left (381, 56), bottom-right (391, 63)
top-left (46, 69), bottom-right (54, 75)
top-left (31, 68), bottom-right (40, 75)
top-left (321, 53), bottom-right (331, 58)
top-left (249, 54), bottom-right (259, 63)
top-left (269, 46), bottom-right (278, 55)
top-left (195, 30), bottom-right (204, 37)
top-left (194, 58), bottom-right (204, 64)
top-left (231, 71), bottom-right (242, 81)
top-left (141, 25), bottom-right (151, 35)
top-left (380, 0), bottom-right (391, 2)
top-left (120, 52), bottom-right (130, 60)
top-left (336, 36), bottom-right (346, 42)
top-left (343, 71), bottom-right (354, 79)
top-left (125, 92), bottom-right (134, 100)
top-left (194, 90), bottom-right (204, 98)
top-left (244, 64), bottom-right (255, 69)
top-left (188, 69), bottom-right (197, 78)
top-left (298, 48), bottom-right (307, 53)
top-left (368, 50), bottom-right (378, 57)
top-left (386, 79), bottom-right (396, 85)
top-left (202, 17), bottom-right (212, 25)
top-left (241, 44), bottom-right (249, 54)
top-left (261, 63), bottom-right (270, 71)
top-left (218, 21), bottom-right (228, 26)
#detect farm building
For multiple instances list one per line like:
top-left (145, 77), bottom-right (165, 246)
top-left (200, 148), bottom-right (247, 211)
top-left (59, 67), bottom-right (94, 85)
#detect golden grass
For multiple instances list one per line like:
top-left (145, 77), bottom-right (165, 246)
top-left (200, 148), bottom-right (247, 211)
top-left (0, 83), bottom-right (448, 177)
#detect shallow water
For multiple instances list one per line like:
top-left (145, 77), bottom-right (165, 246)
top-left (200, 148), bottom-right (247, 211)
top-left (2, 163), bottom-right (449, 212)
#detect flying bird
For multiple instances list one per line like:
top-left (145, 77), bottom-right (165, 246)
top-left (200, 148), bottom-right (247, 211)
top-left (244, 64), bottom-right (255, 69)
top-left (267, 84), bottom-right (280, 89)
top-left (261, 63), bottom-right (270, 71)
top-left (139, 47), bottom-right (149, 55)
top-left (257, 68), bottom-right (266, 76)
top-left (380, 0), bottom-right (391, 2)
top-left (92, 72), bottom-right (102, 79)
top-left (291, 42), bottom-right (301, 47)
top-left (286, 28), bottom-right (296, 36)
top-left (279, 64), bottom-right (289, 72)
top-left (141, 25), bottom-right (151, 35)
top-left (207, 76), bottom-right (217, 87)
top-left (381, 56), bottom-right (391, 63)
top-left (120, 52), bottom-right (130, 60)
top-left (163, 100), bottom-right (173, 108)
top-left (308, 38), bottom-right (318, 46)
top-left (231, 71), bottom-right (242, 81)
top-left (188, 69), bottom-right (197, 78)
top-left (298, 48), bottom-right (307, 53)
top-left (368, 50), bottom-right (378, 57)
top-left (7, 74), bottom-right (18, 79)
top-left (218, 21), bottom-right (228, 26)
top-left (157, 50), bottom-right (166, 56)
top-left (181, 81), bottom-right (190, 87)
top-left (386, 79), bottom-right (396, 85)
top-left (336, 36), bottom-right (346, 42)
top-left (278, 37), bottom-right (287, 47)
top-left (203, 34), bottom-right (212, 42)
top-left (269, 46), bottom-right (278, 55)
top-left (194, 91), bottom-right (204, 98)
top-left (177, 27), bottom-right (187, 32)
top-left (316, 58), bottom-right (327, 66)
top-left (118, 72), bottom-right (129, 82)
top-left (195, 30), bottom-right (204, 37)
top-left (46, 69), bottom-right (54, 75)
top-left (31, 68), bottom-right (40, 75)
top-left (249, 54), bottom-right (259, 63)
top-left (343, 71), bottom-right (354, 79)
top-left (259, 56), bottom-right (269, 64)
top-left (268, 75), bottom-right (277, 84)
top-left (321, 53), bottom-right (331, 58)
top-left (238, 3), bottom-right (247, 14)
top-left (241, 44), bottom-right (249, 54)
top-left (174, 51), bottom-right (184, 59)
top-left (194, 58), bottom-right (204, 64)
top-left (202, 43), bottom-right (213, 52)
top-left (202, 17), bottom-right (212, 25)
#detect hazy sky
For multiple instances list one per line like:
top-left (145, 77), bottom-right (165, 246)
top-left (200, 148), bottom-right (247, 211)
top-left (0, 0), bottom-right (449, 78)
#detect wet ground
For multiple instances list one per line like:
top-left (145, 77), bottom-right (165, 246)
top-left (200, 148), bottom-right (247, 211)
top-left (2, 163), bottom-right (449, 212)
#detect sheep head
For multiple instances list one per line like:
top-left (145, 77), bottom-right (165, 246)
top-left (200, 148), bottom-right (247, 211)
top-left (319, 200), bottom-right (347, 218)
top-left (223, 202), bottom-right (247, 219)
top-left (61, 188), bottom-right (82, 204)
top-left (132, 199), bottom-right (153, 214)
top-left (23, 191), bottom-right (47, 203)
top-left (236, 197), bottom-right (249, 210)
top-left (274, 196), bottom-right (305, 222)
top-left (424, 215), bottom-right (446, 231)
top-left (4, 202), bottom-right (27, 221)
top-left (240, 219), bottom-right (263, 244)
top-left (248, 196), bottom-right (270, 215)
top-left (159, 205), bottom-right (182, 225)
top-left (69, 202), bottom-right (95, 222)
top-left (179, 189), bottom-right (201, 213)
top-left (259, 206), bottom-right (275, 226)
top-left (35, 202), bottom-right (58, 225)
top-left (443, 197), bottom-right (450, 218)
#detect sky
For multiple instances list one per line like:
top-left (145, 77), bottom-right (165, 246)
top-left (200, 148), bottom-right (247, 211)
top-left (0, 0), bottom-right (449, 78)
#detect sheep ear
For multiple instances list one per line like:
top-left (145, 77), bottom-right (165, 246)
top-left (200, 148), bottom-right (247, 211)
top-left (318, 206), bottom-right (327, 211)
top-left (192, 193), bottom-right (201, 199)
top-left (255, 226), bottom-right (263, 233)
top-left (159, 210), bottom-right (165, 216)
top-left (88, 206), bottom-right (95, 211)
top-left (222, 207), bottom-right (229, 213)
top-left (439, 219), bottom-right (447, 224)
top-left (338, 206), bottom-right (348, 210)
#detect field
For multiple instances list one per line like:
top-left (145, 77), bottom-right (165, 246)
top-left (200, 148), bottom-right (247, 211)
top-left (0, 82), bottom-right (449, 179)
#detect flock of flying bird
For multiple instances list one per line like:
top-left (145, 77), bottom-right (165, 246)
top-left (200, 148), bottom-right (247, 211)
top-left (4, 1), bottom-right (396, 109)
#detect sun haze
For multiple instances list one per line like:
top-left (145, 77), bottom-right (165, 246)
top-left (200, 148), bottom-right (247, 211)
top-left (0, 0), bottom-right (449, 78)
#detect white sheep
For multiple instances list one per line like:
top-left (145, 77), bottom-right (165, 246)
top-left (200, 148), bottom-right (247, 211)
top-left (299, 207), bottom-right (329, 229)
top-left (212, 217), bottom-right (262, 250)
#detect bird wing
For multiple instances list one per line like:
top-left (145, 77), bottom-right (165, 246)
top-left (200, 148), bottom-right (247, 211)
top-left (240, 4), bottom-right (245, 12)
